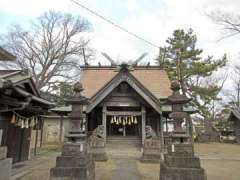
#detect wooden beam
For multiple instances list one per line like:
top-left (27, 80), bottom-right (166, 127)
top-left (106, 111), bottom-right (141, 116)
top-left (101, 101), bottom-right (140, 107)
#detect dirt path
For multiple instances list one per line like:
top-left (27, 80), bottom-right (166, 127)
top-left (11, 143), bottom-right (240, 180)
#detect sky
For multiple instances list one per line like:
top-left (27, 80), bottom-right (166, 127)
top-left (1, 0), bottom-right (240, 66)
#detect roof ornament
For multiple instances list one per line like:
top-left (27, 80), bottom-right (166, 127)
top-left (101, 52), bottom-right (148, 68)
top-left (101, 53), bottom-right (117, 66)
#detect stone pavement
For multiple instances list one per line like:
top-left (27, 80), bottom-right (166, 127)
top-left (112, 158), bottom-right (140, 180)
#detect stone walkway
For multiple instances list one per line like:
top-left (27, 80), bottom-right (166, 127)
top-left (107, 146), bottom-right (143, 180)
top-left (112, 158), bottom-right (140, 180)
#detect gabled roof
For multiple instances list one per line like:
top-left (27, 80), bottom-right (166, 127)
top-left (0, 47), bottom-right (16, 61)
top-left (85, 67), bottom-right (163, 114)
top-left (80, 66), bottom-right (172, 100)
top-left (229, 108), bottom-right (240, 121)
top-left (0, 70), bottom-right (54, 106)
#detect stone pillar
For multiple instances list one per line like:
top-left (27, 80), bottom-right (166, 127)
top-left (102, 106), bottom-right (107, 143)
top-left (141, 106), bottom-right (146, 145)
top-left (0, 146), bottom-right (12, 180)
top-left (50, 82), bottom-right (95, 180)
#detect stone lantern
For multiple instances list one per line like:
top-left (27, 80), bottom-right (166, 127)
top-left (50, 82), bottom-right (95, 180)
top-left (167, 81), bottom-right (192, 145)
top-left (160, 81), bottom-right (206, 180)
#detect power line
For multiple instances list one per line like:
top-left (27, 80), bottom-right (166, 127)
top-left (70, 0), bottom-right (160, 49)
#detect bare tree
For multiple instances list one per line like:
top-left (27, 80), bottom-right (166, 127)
top-left (209, 11), bottom-right (240, 40)
top-left (222, 65), bottom-right (240, 108)
top-left (1, 11), bottom-right (94, 92)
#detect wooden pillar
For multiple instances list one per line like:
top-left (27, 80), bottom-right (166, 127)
top-left (40, 117), bottom-right (44, 148)
top-left (34, 117), bottom-right (39, 156)
top-left (157, 115), bottom-right (160, 136)
top-left (59, 115), bottom-right (63, 144)
top-left (141, 106), bottom-right (146, 145)
top-left (166, 117), bottom-right (168, 133)
top-left (160, 115), bottom-right (164, 161)
top-left (102, 106), bottom-right (107, 143)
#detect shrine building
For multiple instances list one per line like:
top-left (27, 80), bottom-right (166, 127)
top-left (80, 64), bottom-right (173, 145)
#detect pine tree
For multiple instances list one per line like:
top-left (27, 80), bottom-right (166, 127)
top-left (157, 29), bottom-right (227, 119)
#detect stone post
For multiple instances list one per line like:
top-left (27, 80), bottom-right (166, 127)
top-left (50, 82), bottom-right (95, 180)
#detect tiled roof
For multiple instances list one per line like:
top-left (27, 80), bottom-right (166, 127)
top-left (80, 66), bottom-right (172, 99)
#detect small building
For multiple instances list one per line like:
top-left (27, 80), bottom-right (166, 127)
top-left (41, 106), bottom-right (71, 145)
top-left (228, 108), bottom-right (240, 144)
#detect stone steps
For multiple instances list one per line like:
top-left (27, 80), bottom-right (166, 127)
top-left (106, 136), bottom-right (141, 148)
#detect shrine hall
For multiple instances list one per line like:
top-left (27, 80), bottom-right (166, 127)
top-left (80, 64), bottom-right (173, 145)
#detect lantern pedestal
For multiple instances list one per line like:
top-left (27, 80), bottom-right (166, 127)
top-left (160, 144), bottom-right (206, 180)
top-left (50, 140), bottom-right (95, 180)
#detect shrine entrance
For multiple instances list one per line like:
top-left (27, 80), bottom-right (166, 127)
top-left (107, 115), bottom-right (141, 137)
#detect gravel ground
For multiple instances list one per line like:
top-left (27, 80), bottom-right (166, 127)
top-left (13, 143), bottom-right (240, 180)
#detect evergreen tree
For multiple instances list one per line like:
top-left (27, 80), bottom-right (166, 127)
top-left (157, 29), bottom-right (227, 119)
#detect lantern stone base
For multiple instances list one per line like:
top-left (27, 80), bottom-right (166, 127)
top-left (0, 146), bottom-right (12, 180)
top-left (160, 146), bottom-right (207, 180)
top-left (160, 161), bottom-right (206, 180)
top-left (50, 143), bottom-right (95, 180)
top-left (141, 139), bottom-right (160, 163)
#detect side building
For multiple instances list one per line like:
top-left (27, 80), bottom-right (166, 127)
top-left (228, 108), bottom-right (240, 144)
top-left (0, 48), bottom-right (53, 165)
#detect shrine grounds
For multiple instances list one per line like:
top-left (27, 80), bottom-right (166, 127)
top-left (11, 143), bottom-right (240, 180)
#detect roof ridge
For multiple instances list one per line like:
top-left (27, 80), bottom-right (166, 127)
top-left (0, 70), bottom-right (23, 78)
top-left (81, 66), bottom-right (165, 70)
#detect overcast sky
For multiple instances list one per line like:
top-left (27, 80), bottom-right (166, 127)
top-left (0, 0), bottom-right (240, 67)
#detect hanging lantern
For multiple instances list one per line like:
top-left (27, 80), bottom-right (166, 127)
top-left (128, 117), bottom-right (131, 125)
top-left (111, 116), bottom-right (114, 124)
